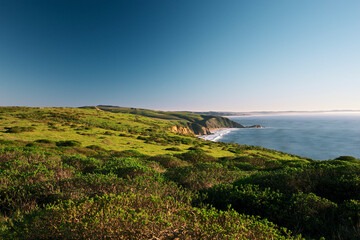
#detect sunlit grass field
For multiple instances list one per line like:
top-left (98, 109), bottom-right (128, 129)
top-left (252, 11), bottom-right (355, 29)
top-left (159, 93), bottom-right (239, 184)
top-left (0, 107), bottom-right (302, 159)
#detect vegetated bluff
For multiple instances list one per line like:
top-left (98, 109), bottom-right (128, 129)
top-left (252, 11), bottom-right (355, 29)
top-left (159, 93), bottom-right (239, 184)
top-left (82, 105), bottom-right (252, 135)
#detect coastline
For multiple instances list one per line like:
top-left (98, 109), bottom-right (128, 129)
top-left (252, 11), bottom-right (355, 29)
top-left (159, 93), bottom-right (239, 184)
top-left (198, 128), bottom-right (238, 142)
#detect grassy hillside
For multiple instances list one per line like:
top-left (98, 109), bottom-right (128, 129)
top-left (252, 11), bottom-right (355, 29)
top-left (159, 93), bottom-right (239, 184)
top-left (1, 107), bottom-right (360, 239)
top-left (82, 105), bottom-right (246, 135)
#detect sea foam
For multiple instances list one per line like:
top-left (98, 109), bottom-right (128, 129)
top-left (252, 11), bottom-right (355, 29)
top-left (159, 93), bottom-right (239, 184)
top-left (198, 128), bottom-right (239, 142)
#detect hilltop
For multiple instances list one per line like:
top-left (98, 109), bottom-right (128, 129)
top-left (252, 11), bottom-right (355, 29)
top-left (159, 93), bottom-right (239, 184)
top-left (0, 107), bottom-right (272, 157)
top-left (0, 107), bottom-right (360, 239)
top-left (81, 105), bottom-right (248, 135)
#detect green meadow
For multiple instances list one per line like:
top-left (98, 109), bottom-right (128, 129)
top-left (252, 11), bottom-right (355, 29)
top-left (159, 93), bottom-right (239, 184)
top-left (1, 107), bottom-right (360, 239)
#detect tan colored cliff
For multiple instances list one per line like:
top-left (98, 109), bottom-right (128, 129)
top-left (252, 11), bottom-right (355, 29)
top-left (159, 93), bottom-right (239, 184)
top-left (169, 125), bottom-right (195, 136)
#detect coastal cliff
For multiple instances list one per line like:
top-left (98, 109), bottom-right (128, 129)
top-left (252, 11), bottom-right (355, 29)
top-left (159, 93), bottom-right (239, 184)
top-left (82, 105), bottom-right (257, 136)
top-left (169, 125), bottom-right (196, 136)
top-left (170, 116), bottom-right (249, 136)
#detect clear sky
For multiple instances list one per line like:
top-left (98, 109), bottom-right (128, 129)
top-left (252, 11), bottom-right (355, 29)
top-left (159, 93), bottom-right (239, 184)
top-left (1, 0), bottom-right (360, 111)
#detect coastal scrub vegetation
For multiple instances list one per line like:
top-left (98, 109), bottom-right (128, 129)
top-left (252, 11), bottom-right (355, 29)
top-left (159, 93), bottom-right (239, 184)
top-left (0, 107), bottom-right (359, 239)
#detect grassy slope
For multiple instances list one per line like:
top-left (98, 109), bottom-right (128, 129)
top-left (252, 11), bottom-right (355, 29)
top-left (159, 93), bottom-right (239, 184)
top-left (85, 105), bottom-right (245, 131)
top-left (0, 107), bottom-right (301, 159)
top-left (88, 105), bottom-right (206, 122)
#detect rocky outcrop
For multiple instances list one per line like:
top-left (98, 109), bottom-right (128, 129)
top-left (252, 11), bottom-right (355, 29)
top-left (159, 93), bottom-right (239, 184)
top-left (246, 124), bottom-right (263, 128)
top-left (189, 123), bottom-right (211, 135)
top-left (168, 126), bottom-right (195, 136)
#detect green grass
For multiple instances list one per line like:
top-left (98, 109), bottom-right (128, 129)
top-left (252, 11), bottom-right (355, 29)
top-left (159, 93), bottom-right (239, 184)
top-left (0, 107), bottom-right (302, 159)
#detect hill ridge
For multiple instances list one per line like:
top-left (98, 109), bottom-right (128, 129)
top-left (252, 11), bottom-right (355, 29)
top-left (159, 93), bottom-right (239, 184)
top-left (81, 105), bottom-right (249, 135)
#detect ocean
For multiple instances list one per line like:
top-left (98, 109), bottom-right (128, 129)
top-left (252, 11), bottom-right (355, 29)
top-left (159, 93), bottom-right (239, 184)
top-left (201, 113), bottom-right (360, 160)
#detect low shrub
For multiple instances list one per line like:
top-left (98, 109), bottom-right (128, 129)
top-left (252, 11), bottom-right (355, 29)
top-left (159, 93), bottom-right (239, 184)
top-left (111, 149), bottom-right (144, 158)
top-left (99, 157), bottom-right (152, 178)
top-left (56, 140), bottom-right (81, 147)
top-left (0, 150), bottom-right (74, 215)
top-left (165, 162), bottom-right (243, 190)
top-left (103, 131), bottom-right (115, 136)
top-left (62, 155), bottom-right (102, 174)
top-left (86, 145), bottom-right (106, 152)
top-left (164, 147), bottom-right (181, 151)
top-left (175, 150), bottom-right (216, 164)
top-left (137, 136), bottom-right (147, 140)
top-left (149, 155), bottom-right (188, 168)
top-left (335, 156), bottom-right (360, 163)
top-left (5, 126), bottom-right (35, 133)
top-left (187, 146), bottom-right (202, 151)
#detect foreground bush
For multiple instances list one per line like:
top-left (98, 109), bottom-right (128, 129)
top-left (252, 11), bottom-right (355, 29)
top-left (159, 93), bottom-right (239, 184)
top-left (235, 164), bottom-right (360, 203)
top-left (149, 155), bottom-right (188, 168)
top-left (204, 183), bottom-right (359, 239)
top-left (175, 150), bottom-right (216, 163)
top-left (165, 162), bottom-right (244, 190)
top-left (4, 193), bottom-right (298, 240)
top-left (0, 149), bottom-right (75, 214)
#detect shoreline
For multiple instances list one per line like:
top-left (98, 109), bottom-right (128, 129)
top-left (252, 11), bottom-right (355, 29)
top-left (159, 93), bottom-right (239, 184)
top-left (198, 128), bottom-right (239, 142)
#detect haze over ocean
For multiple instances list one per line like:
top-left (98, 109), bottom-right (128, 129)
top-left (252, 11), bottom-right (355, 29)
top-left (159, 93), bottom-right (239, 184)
top-left (1, 0), bottom-right (360, 112)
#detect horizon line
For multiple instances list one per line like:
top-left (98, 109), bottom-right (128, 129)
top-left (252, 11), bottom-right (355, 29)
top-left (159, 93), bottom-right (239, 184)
top-left (2, 105), bottom-right (360, 114)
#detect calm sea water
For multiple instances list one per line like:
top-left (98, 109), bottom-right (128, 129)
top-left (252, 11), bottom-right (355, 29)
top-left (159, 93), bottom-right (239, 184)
top-left (217, 113), bottom-right (360, 160)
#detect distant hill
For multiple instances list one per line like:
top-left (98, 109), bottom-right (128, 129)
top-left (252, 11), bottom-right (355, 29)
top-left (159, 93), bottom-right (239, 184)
top-left (81, 105), bottom-right (247, 135)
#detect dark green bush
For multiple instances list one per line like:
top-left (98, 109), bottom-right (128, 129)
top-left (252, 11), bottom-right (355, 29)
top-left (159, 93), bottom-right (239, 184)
top-left (187, 146), bottom-right (202, 151)
top-left (335, 155), bottom-right (360, 163)
top-left (235, 164), bottom-right (360, 203)
top-left (204, 183), bottom-right (339, 239)
top-left (111, 149), bottom-right (144, 158)
top-left (56, 140), bottom-right (81, 147)
top-left (164, 147), bottom-right (181, 151)
top-left (137, 135), bottom-right (148, 140)
top-left (0, 150), bottom-right (74, 215)
top-left (0, 139), bottom-right (23, 146)
top-left (86, 145), bottom-right (106, 152)
top-left (103, 131), bottom-right (115, 136)
top-left (62, 155), bottom-right (102, 174)
top-left (149, 155), bottom-right (188, 168)
top-left (220, 159), bottom-right (257, 171)
top-left (5, 126), bottom-right (35, 133)
top-left (165, 162), bottom-right (243, 190)
top-left (35, 139), bottom-right (54, 144)
top-left (175, 150), bottom-right (216, 164)
top-left (98, 157), bottom-right (152, 178)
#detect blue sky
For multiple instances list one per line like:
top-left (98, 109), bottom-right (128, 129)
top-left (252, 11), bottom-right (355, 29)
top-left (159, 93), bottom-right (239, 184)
top-left (0, 0), bottom-right (359, 111)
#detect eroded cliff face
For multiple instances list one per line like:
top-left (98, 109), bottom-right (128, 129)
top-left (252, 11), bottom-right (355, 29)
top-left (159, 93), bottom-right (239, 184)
top-left (168, 126), bottom-right (195, 136)
top-left (189, 123), bottom-right (212, 135)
